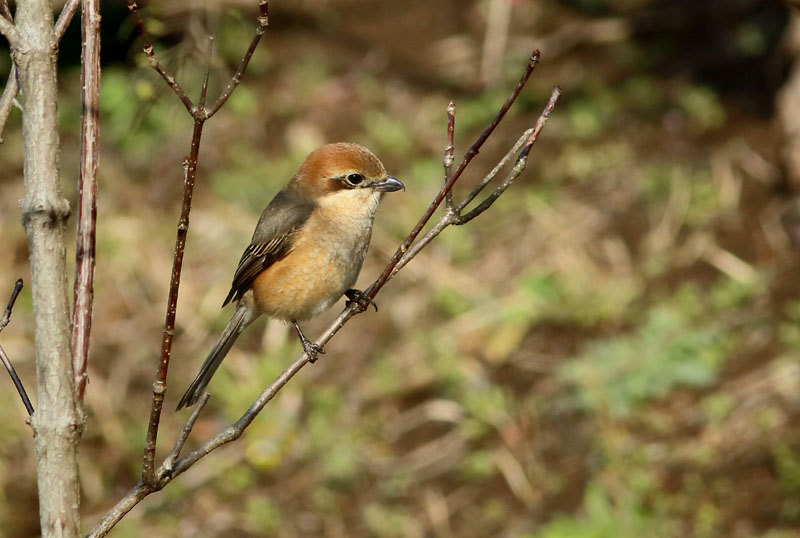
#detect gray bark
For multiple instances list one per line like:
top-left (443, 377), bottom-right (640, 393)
top-left (13, 0), bottom-right (82, 535)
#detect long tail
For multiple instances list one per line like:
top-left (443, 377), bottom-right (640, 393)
top-left (176, 304), bottom-right (251, 410)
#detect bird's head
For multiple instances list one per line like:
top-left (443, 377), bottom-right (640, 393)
top-left (290, 143), bottom-right (404, 208)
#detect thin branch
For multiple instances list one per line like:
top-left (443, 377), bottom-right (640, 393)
top-left (0, 278), bottom-right (23, 332)
top-left (54, 0), bottom-right (80, 41)
top-left (391, 132), bottom-right (533, 278)
top-left (514, 87), bottom-right (562, 164)
top-left (73, 0), bottom-right (101, 406)
top-left (205, 0), bottom-right (268, 118)
top-left (126, 0), bottom-right (196, 115)
top-left (455, 128), bottom-right (532, 215)
top-left (0, 279), bottom-right (33, 416)
top-left (52, 0), bottom-right (78, 40)
top-left (0, 1), bottom-right (12, 21)
top-left (457, 86), bottom-right (561, 224)
top-left (364, 49), bottom-right (541, 302)
top-left (142, 139), bottom-right (204, 486)
top-left (199, 37), bottom-right (214, 109)
top-left (443, 101), bottom-right (456, 210)
top-left (0, 11), bottom-right (18, 45)
top-left (0, 0), bottom-right (15, 144)
top-left (392, 88), bottom-right (560, 276)
top-left (159, 392), bottom-right (210, 474)
top-left (0, 66), bottom-right (19, 144)
top-left (0, 345), bottom-right (33, 416)
top-left (0, 0), bottom-right (16, 145)
top-left (89, 482), bottom-right (152, 538)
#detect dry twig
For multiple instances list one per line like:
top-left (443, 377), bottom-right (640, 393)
top-left (72, 0), bottom-right (101, 407)
top-left (0, 279), bottom-right (33, 416)
top-left (54, 0), bottom-right (80, 41)
top-left (0, 0), bottom-right (83, 144)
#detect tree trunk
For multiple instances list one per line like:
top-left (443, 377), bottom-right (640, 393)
top-left (13, 0), bottom-right (82, 535)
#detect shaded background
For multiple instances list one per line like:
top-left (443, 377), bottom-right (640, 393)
top-left (1, 0), bottom-right (799, 536)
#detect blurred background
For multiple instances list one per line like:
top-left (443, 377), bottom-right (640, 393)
top-left (1, 0), bottom-right (799, 536)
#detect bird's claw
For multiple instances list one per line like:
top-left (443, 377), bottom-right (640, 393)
top-left (345, 288), bottom-right (378, 312)
top-left (300, 334), bottom-right (325, 363)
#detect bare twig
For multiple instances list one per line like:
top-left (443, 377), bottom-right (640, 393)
top-left (0, 66), bottom-right (19, 144)
top-left (159, 392), bottom-right (210, 474)
top-left (0, 1), bottom-right (12, 21)
top-left (0, 345), bottom-right (33, 416)
top-left (54, 0), bottom-right (80, 41)
top-left (0, 1), bottom-right (15, 144)
top-left (0, 0), bottom-right (88, 146)
top-left (0, 9), bottom-right (18, 45)
top-left (126, 0), bottom-right (196, 115)
top-left (0, 279), bottom-right (33, 416)
top-left (454, 129), bottom-right (531, 215)
top-left (205, 0), bottom-right (269, 118)
top-left (199, 37), bottom-right (214, 109)
top-left (458, 86), bottom-right (561, 224)
top-left (72, 0), bottom-right (101, 407)
top-left (0, 278), bottom-right (23, 332)
top-left (364, 49), bottom-right (541, 301)
top-left (390, 132), bottom-right (534, 278)
top-left (142, 147), bottom-right (203, 486)
top-left (392, 86), bottom-right (560, 274)
top-left (443, 101), bottom-right (455, 210)
top-left (89, 482), bottom-right (152, 537)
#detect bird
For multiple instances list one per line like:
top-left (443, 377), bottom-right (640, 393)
top-left (176, 143), bottom-right (404, 410)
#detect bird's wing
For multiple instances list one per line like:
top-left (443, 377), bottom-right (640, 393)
top-left (222, 189), bottom-right (315, 307)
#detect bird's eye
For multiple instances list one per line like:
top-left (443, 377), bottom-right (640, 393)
top-left (346, 173), bottom-right (364, 185)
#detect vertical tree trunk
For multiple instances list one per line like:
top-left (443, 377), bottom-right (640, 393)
top-left (13, 0), bottom-right (82, 535)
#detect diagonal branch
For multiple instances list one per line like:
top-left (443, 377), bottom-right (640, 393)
top-left (126, 0), bottom-right (196, 115)
top-left (0, 66), bottom-right (19, 144)
top-left (364, 49), bottom-right (541, 301)
top-left (205, 0), bottom-right (268, 118)
top-left (159, 392), bottom-right (210, 474)
top-left (54, 0), bottom-right (80, 41)
top-left (457, 86), bottom-right (561, 224)
top-left (0, 0), bottom-right (77, 145)
top-left (0, 1), bottom-right (12, 22)
top-left (0, 344), bottom-right (33, 416)
top-left (0, 11), bottom-right (17, 45)
top-left (0, 279), bottom-right (32, 416)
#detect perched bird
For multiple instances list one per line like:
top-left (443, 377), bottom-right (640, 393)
top-left (177, 143), bottom-right (404, 410)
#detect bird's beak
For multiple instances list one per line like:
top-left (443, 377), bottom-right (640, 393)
top-left (373, 176), bottom-right (405, 192)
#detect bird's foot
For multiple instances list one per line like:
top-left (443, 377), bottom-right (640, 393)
top-left (300, 335), bottom-right (325, 363)
top-left (345, 288), bottom-right (378, 312)
top-left (293, 320), bottom-right (325, 363)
